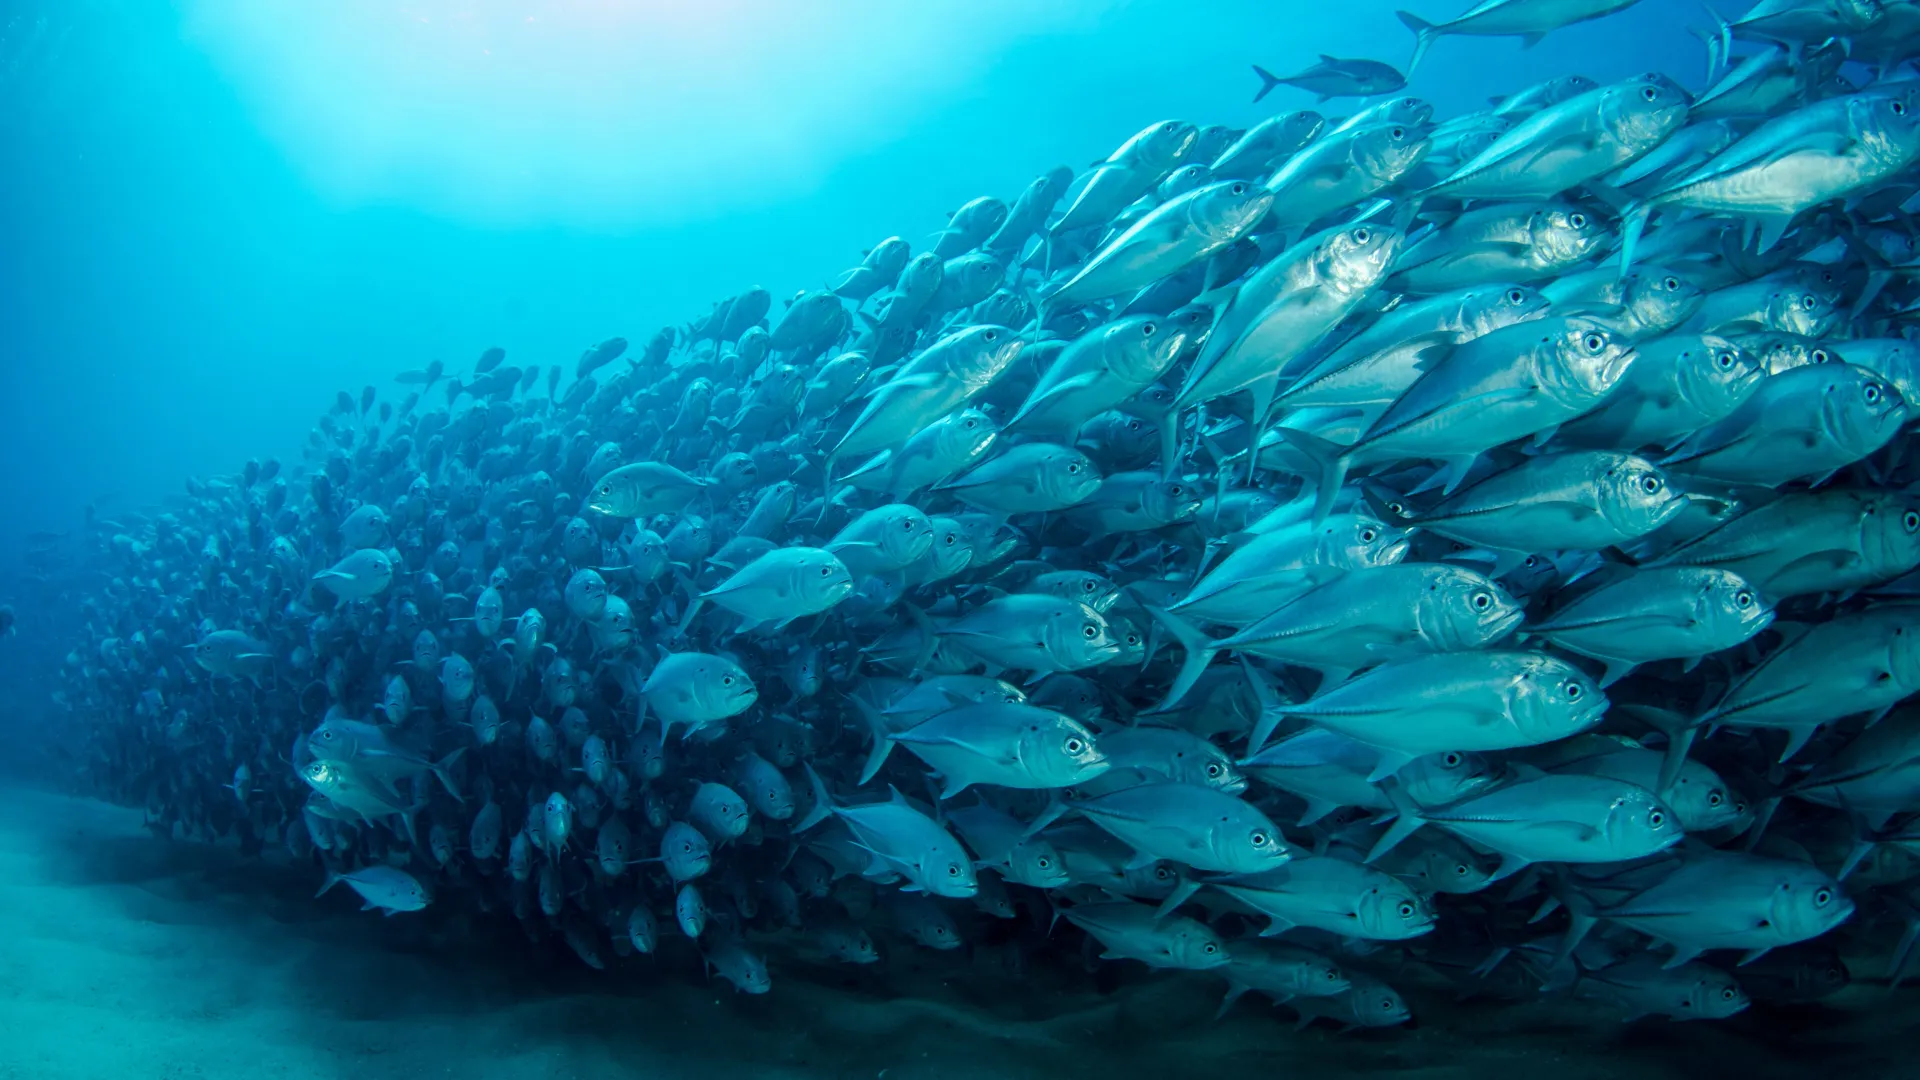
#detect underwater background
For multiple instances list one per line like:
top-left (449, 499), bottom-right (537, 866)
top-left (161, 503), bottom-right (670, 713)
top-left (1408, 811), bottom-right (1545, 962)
top-left (5, 2), bottom-right (1920, 1077)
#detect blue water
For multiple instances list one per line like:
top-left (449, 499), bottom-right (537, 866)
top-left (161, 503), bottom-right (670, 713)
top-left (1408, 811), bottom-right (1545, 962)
top-left (5, 4), bottom-right (1896, 1077)
top-left (0, 0), bottom-right (1710, 566)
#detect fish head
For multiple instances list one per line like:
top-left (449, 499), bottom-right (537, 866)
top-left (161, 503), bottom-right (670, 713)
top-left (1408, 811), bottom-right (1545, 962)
top-left (1603, 786), bottom-right (1684, 857)
top-left (1129, 119), bottom-right (1199, 171)
top-left (1398, 749), bottom-right (1496, 808)
top-left (1599, 454), bottom-right (1687, 535)
top-left (1676, 334), bottom-right (1765, 417)
top-left (1667, 757), bottom-right (1745, 833)
top-left (1105, 314), bottom-right (1189, 387)
top-left (1193, 178), bottom-right (1276, 242)
top-left (1428, 566), bottom-right (1525, 648)
top-left (1623, 267), bottom-right (1704, 336)
top-left (1050, 601), bottom-right (1122, 670)
top-left (1353, 980), bottom-right (1411, 1026)
top-left (1329, 510), bottom-right (1413, 569)
top-left (1467, 284), bottom-right (1553, 337)
top-left (1358, 880), bottom-right (1436, 940)
top-left (950, 325), bottom-right (1023, 388)
top-left (877, 506), bottom-right (936, 567)
top-left (1030, 715), bottom-right (1109, 788)
top-left (1769, 286), bottom-right (1841, 338)
top-left (1821, 366), bottom-right (1908, 457)
top-left (1148, 478), bottom-right (1204, 526)
top-left (925, 517), bottom-right (975, 579)
top-left (1011, 837), bottom-right (1072, 889)
top-left (1542, 317), bottom-right (1636, 404)
top-left (1353, 120), bottom-right (1432, 184)
top-left (1320, 223), bottom-right (1404, 294)
top-left (1605, 73), bottom-right (1692, 151)
top-left (1863, 495), bottom-right (1920, 579)
top-left (1043, 448), bottom-right (1104, 507)
top-left (1513, 655), bottom-right (1608, 741)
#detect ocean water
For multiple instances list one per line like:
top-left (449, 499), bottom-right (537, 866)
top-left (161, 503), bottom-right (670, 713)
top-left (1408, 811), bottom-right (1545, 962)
top-left (6, 2), bottom-right (1920, 1077)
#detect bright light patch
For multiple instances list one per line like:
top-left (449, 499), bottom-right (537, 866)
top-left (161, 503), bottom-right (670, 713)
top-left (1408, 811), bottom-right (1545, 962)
top-left (184, 0), bottom-right (1104, 228)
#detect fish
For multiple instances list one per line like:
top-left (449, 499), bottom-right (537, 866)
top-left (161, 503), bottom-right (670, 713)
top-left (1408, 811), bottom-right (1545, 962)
top-left (1251, 57), bottom-right (1407, 104)
top-left (1397, 1), bottom-right (1648, 72)
top-left (55, 3), bottom-right (1917, 1037)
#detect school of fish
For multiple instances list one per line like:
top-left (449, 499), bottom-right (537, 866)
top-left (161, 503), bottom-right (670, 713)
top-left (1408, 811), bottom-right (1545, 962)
top-left (48, 0), bottom-right (1920, 1029)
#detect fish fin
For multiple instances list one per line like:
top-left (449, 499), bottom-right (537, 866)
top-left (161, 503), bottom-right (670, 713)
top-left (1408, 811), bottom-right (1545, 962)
top-left (1258, 915), bottom-right (1296, 937)
top-left (1276, 428), bottom-right (1351, 525)
top-left (1660, 945), bottom-right (1704, 970)
top-left (1367, 786), bottom-right (1425, 861)
top-left (1297, 797), bottom-right (1340, 827)
top-left (1395, 10), bottom-right (1435, 73)
top-left (1242, 660), bottom-right (1289, 757)
top-left (1364, 748), bottom-right (1416, 784)
top-left (1143, 605), bottom-right (1218, 713)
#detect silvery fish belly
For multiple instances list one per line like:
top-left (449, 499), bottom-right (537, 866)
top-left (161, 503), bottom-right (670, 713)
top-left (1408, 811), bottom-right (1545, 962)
top-left (61, 1), bottom-right (1920, 1058)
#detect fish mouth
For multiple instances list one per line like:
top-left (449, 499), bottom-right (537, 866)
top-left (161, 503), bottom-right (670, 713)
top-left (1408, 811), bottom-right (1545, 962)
top-left (1484, 608), bottom-right (1527, 641)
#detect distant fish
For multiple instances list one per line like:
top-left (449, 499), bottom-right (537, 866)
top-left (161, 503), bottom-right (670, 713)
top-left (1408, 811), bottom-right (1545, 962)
top-left (1251, 56), bottom-right (1406, 103)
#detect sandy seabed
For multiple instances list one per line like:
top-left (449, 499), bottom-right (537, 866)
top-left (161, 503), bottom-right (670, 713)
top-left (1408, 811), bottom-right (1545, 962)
top-left (0, 782), bottom-right (1915, 1080)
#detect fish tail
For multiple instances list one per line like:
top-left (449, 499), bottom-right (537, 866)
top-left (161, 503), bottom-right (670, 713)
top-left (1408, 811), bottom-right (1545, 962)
top-left (1276, 428), bottom-right (1350, 526)
top-left (794, 761), bottom-right (833, 833)
top-left (1142, 606), bottom-right (1217, 714)
top-left (1618, 202), bottom-right (1650, 278)
top-left (432, 747), bottom-right (467, 802)
top-left (315, 868), bottom-right (342, 899)
top-left (852, 695), bottom-right (895, 787)
top-left (1395, 10), bottom-right (1435, 73)
top-left (1250, 64), bottom-right (1283, 104)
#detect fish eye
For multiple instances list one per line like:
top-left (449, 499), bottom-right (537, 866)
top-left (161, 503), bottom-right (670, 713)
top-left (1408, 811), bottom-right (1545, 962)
top-left (1036, 856), bottom-right (1051, 869)
top-left (1251, 831), bottom-right (1269, 847)
top-left (901, 519), bottom-right (914, 530)
top-left (1641, 87), bottom-right (1657, 102)
top-left (1507, 288), bottom-right (1525, 304)
top-left (1203, 942), bottom-right (1218, 954)
top-left (1906, 511), bottom-right (1920, 531)
top-left (1801, 294), bottom-right (1817, 311)
top-left (1641, 475), bottom-right (1661, 493)
top-left (1716, 350), bottom-right (1735, 370)
top-left (1708, 791), bottom-right (1724, 807)
top-left (1443, 751), bottom-right (1462, 767)
top-left (1230, 182), bottom-right (1247, 194)
top-left (1142, 322), bottom-right (1158, 336)
top-left (1082, 624), bottom-right (1099, 639)
top-left (1816, 888), bottom-right (1833, 906)
top-left (722, 676), bottom-right (734, 685)
top-left (1067, 463), bottom-right (1081, 473)
top-left (1161, 122), bottom-right (1177, 132)
top-left (1866, 384), bottom-right (1883, 404)
top-left (1360, 527), bottom-right (1379, 543)
top-left (1455, 863), bottom-right (1470, 876)
top-left (1813, 349), bottom-right (1831, 363)
top-left (1583, 332), bottom-right (1606, 352)
top-left (1398, 902), bottom-right (1416, 918)
top-left (1155, 866), bottom-right (1174, 881)
top-left (820, 566), bottom-right (833, 576)
top-left (1353, 227), bottom-right (1372, 244)
top-left (1735, 590), bottom-right (1753, 609)
top-left (1206, 763), bottom-right (1223, 778)
top-left (1565, 682), bottom-right (1583, 701)
top-left (1064, 736), bottom-right (1086, 753)
top-left (1471, 593), bottom-right (1491, 612)
top-left (1649, 809), bottom-right (1665, 827)
top-left (1663, 276), bottom-right (1680, 290)
top-left (1897, 101), bottom-right (1910, 117)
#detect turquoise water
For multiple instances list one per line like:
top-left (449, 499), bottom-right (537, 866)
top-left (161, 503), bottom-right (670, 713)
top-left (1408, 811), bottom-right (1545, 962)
top-left (5, 3), bottom-right (1920, 1077)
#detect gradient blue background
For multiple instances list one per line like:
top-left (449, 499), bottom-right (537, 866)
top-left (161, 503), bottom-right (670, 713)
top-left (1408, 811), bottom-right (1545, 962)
top-left (0, 0), bottom-right (1737, 617)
